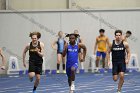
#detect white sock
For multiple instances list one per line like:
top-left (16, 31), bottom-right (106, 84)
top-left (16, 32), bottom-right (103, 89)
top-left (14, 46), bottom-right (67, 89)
top-left (81, 62), bottom-right (84, 69)
top-left (71, 81), bottom-right (75, 85)
top-left (96, 67), bottom-right (99, 70)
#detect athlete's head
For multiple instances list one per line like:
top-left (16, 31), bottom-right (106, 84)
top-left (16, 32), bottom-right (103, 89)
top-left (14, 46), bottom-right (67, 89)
top-left (29, 32), bottom-right (41, 43)
top-left (115, 30), bottom-right (122, 41)
top-left (126, 30), bottom-right (132, 38)
top-left (74, 30), bottom-right (79, 34)
top-left (74, 30), bottom-right (80, 38)
top-left (69, 33), bottom-right (77, 45)
top-left (58, 31), bottom-right (63, 37)
top-left (99, 29), bottom-right (105, 36)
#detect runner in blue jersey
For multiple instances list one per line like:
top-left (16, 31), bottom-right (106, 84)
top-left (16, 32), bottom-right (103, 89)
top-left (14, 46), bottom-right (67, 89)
top-left (52, 31), bottom-right (66, 73)
top-left (63, 33), bottom-right (86, 93)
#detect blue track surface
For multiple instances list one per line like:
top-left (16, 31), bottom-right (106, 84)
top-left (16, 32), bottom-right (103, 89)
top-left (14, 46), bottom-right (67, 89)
top-left (0, 72), bottom-right (140, 93)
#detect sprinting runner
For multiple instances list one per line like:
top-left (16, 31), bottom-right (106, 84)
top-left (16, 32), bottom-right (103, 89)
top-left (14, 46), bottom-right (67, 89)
top-left (23, 32), bottom-right (44, 93)
top-left (63, 33), bottom-right (87, 93)
top-left (107, 30), bottom-right (130, 93)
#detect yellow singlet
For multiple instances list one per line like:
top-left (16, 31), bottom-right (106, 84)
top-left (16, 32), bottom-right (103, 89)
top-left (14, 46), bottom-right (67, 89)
top-left (97, 36), bottom-right (107, 52)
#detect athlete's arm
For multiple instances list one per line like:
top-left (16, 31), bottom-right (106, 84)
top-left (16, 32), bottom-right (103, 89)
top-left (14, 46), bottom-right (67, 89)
top-left (51, 40), bottom-right (57, 50)
top-left (62, 43), bottom-right (68, 57)
top-left (122, 36), bottom-right (127, 42)
top-left (107, 43), bottom-right (112, 66)
top-left (93, 37), bottom-right (98, 55)
top-left (0, 48), bottom-right (6, 66)
top-left (36, 42), bottom-right (44, 57)
top-left (79, 37), bottom-right (83, 43)
top-left (106, 37), bottom-right (110, 48)
top-left (22, 43), bottom-right (30, 68)
top-left (78, 43), bottom-right (87, 62)
top-left (124, 42), bottom-right (131, 64)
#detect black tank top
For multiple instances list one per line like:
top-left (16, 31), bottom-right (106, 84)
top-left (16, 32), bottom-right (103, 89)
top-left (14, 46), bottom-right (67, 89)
top-left (111, 40), bottom-right (125, 63)
top-left (29, 41), bottom-right (43, 63)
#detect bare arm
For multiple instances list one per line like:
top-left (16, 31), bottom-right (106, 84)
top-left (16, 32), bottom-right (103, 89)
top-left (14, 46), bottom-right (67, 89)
top-left (36, 42), bottom-right (44, 57)
top-left (51, 40), bottom-right (57, 50)
top-left (79, 43), bottom-right (87, 61)
top-left (124, 42), bottom-right (131, 64)
top-left (106, 37), bottom-right (110, 48)
top-left (107, 43), bottom-right (112, 66)
top-left (22, 44), bottom-right (29, 67)
top-left (0, 48), bottom-right (6, 66)
top-left (79, 37), bottom-right (83, 43)
top-left (93, 37), bottom-right (98, 55)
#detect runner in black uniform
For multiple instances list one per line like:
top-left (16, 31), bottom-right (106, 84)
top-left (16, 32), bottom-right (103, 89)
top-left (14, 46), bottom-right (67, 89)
top-left (107, 30), bottom-right (130, 93)
top-left (23, 32), bottom-right (44, 93)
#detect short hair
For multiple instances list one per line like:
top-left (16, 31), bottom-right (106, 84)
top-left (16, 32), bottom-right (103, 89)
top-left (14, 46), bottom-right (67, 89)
top-left (115, 30), bottom-right (122, 35)
top-left (99, 29), bottom-right (105, 33)
top-left (126, 31), bottom-right (132, 35)
top-left (29, 31), bottom-right (41, 39)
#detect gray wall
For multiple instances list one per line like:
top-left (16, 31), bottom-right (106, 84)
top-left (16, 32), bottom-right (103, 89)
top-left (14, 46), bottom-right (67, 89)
top-left (0, 9), bottom-right (140, 72)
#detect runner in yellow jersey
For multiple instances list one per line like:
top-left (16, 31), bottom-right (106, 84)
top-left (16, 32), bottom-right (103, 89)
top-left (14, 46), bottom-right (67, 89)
top-left (94, 29), bottom-right (109, 72)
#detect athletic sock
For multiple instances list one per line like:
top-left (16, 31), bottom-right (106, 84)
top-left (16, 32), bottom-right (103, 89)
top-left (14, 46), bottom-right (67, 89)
top-left (57, 63), bottom-right (60, 70)
top-left (33, 86), bottom-right (37, 91)
top-left (81, 62), bottom-right (84, 69)
top-left (62, 64), bottom-right (65, 70)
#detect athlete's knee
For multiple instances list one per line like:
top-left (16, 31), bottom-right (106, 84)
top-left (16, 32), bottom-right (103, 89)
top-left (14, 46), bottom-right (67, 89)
top-left (113, 75), bottom-right (118, 82)
top-left (57, 59), bottom-right (61, 64)
top-left (36, 76), bottom-right (40, 82)
top-left (71, 67), bottom-right (76, 72)
top-left (29, 72), bottom-right (35, 78)
top-left (113, 78), bottom-right (117, 82)
top-left (120, 75), bottom-right (124, 81)
top-left (96, 57), bottom-right (100, 61)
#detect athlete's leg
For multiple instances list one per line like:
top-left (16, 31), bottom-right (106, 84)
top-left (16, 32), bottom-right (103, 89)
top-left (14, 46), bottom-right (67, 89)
top-left (33, 74), bottom-right (40, 93)
top-left (95, 51), bottom-right (101, 71)
top-left (69, 64), bottom-right (78, 92)
top-left (79, 52), bottom-right (84, 69)
top-left (118, 72), bottom-right (124, 92)
top-left (112, 62), bottom-right (118, 82)
top-left (28, 72), bottom-right (35, 82)
top-left (113, 74), bottom-right (118, 82)
top-left (101, 52), bottom-right (106, 68)
top-left (57, 53), bottom-right (61, 73)
top-left (62, 54), bottom-right (66, 73)
top-left (28, 62), bottom-right (35, 82)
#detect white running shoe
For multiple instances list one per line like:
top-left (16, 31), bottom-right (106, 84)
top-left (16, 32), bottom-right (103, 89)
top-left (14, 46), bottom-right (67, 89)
top-left (117, 91), bottom-right (121, 93)
top-left (69, 90), bottom-right (74, 93)
top-left (63, 70), bottom-right (66, 74)
top-left (94, 69), bottom-right (99, 73)
top-left (117, 90), bottom-right (121, 93)
top-left (70, 84), bottom-right (75, 91)
top-left (56, 70), bottom-right (60, 74)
